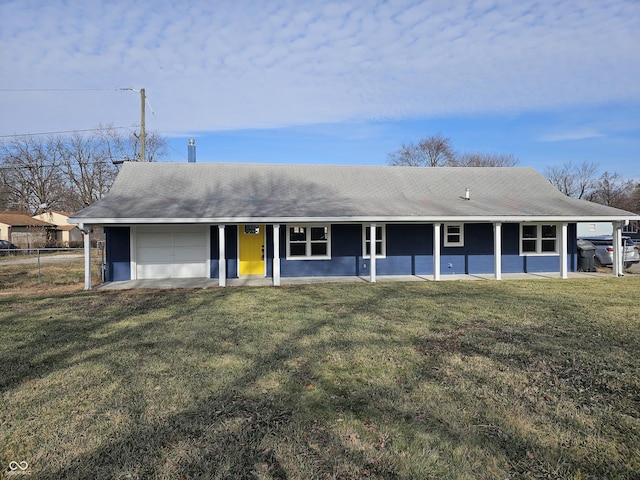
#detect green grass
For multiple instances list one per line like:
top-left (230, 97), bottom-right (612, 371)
top-left (1, 275), bottom-right (639, 479)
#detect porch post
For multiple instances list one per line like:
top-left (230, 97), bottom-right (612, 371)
top-left (273, 224), bottom-right (281, 286)
top-left (433, 223), bottom-right (441, 281)
top-left (560, 222), bottom-right (568, 279)
top-left (369, 223), bottom-right (377, 283)
top-left (82, 224), bottom-right (91, 290)
top-left (493, 222), bottom-right (502, 280)
top-left (612, 222), bottom-right (623, 277)
top-left (218, 225), bottom-right (226, 287)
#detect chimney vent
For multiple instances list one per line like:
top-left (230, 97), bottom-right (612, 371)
top-left (188, 139), bottom-right (196, 163)
top-left (464, 187), bottom-right (470, 200)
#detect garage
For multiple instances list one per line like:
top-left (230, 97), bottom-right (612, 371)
top-left (135, 226), bottom-right (208, 279)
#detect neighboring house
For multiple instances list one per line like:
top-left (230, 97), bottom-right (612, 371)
top-left (0, 212), bottom-right (55, 249)
top-left (69, 162), bottom-right (639, 289)
top-left (577, 220), bottom-right (640, 241)
top-left (32, 211), bottom-right (83, 247)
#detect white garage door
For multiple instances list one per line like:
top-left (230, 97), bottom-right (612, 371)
top-left (136, 226), bottom-right (208, 279)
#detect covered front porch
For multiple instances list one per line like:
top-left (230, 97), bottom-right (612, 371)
top-left (80, 220), bottom-right (630, 290)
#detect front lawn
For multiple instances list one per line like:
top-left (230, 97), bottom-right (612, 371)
top-left (1, 278), bottom-right (639, 479)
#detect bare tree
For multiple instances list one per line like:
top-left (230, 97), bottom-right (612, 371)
top-left (388, 133), bottom-right (455, 167)
top-left (57, 131), bottom-right (119, 210)
top-left (0, 135), bottom-right (64, 214)
top-left (388, 133), bottom-right (518, 167)
top-left (544, 161), bottom-right (598, 199)
top-left (588, 171), bottom-right (637, 211)
top-left (98, 125), bottom-right (168, 163)
top-left (452, 152), bottom-right (519, 167)
top-left (0, 126), bottom-right (169, 214)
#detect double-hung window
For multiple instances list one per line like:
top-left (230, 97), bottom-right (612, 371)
top-left (363, 225), bottom-right (386, 258)
top-left (444, 223), bottom-right (464, 247)
top-left (286, 225), bottom-right (331, 259)
top-left (520, 224), bottom-right (558, 255)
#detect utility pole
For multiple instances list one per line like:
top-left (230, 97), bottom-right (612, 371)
top-left (119, 86), bottom-right (147, 162)
top-left (140, 88), bottom-right (146, 162)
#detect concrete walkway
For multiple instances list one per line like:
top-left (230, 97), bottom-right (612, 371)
top-left (96, 270), bottom-right (616, 290)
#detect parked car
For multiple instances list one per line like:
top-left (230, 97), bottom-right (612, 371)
top-left (579, 236), bottom-right (640, 268)
top-left (0, 240), bottom-right (19, 255)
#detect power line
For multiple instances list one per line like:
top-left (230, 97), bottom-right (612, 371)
top-left (0, 88), bottom-right (121, 92)
top-left (0, 160), bottom-right (122, 171)
top-left (0, 126), bottom-right (135, 139)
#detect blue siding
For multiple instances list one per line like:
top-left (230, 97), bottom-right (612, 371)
top-left (105, 222), bottom-right (579, 282)
top-left (280, 224), bottom-right (362, 277)
top-left (210, 225), bottom-right (238, 278)
top-left (278, 222), bottom-right (578, 277)
top-left (280, 224), bottom-right (436, 277)
top-left (105, 227), bottom-right (130, 281)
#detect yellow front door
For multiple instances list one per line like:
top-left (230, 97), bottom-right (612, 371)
top-left (239, 224), bottom-right (265, 275)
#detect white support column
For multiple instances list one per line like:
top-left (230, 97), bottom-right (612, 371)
top-left (273, 224), bottom-right (281, 286)
top-left (433, 223), bottom-right (441, 281)
top-left (612, 222), bottom-right (623, 277)
top-left (560, 222), bottom-right (568, 279)
top-left (82, 225), bottom-right (92, 290)
top-left (369, 223), bottom-right (377, 283)
top-left (218, 225), bottom-right (226, 287)
top-left (493, 222), bottom-right (502, 280)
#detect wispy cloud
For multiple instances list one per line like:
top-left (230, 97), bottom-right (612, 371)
top-left (1, 0), bottom-right (639, 135)
top-left (538, 129), bottom-right (606, 142)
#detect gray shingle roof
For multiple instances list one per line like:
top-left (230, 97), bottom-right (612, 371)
top-left (69, 162), bottom-right (638, 224)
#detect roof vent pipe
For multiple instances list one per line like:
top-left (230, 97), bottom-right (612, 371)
top-left (464, 187), bottom-right (470, 200)
top-left (188, 138), bottom-right (196, 163)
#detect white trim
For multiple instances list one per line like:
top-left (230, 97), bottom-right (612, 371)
top-left (560, 223), bottom-right (568, 279)
top-left (613, 223), bottom-right (623, 277)
top-left (520, 223), bottom-right (560, 256)
top-left (218, 225), bottom-right (226, 287)
top-left (362, 224), bottom-right (386, 259)
top-left (130, 226), bottom-right (138, 280)
top-left (433, 223), bottom-right (441, 281)
top-left (205, 227), bottom-right (211, 280)
top-left (83, 228), bottom-right (91, 290)
top-left (285, 224), bottom-right (331, 260)
top-left (443, 223), bottom-right (464, 247)
top-left (273, 224), bottom-right (281, 286)
top-left (70, 215), bottom-right (640, 225)
top-left (494, 222), bottom-right (502, 280)
top-left (369, 224), bottom-right (376, 283)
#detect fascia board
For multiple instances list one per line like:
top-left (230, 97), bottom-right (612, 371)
top-left (69, 214), bottom-right (639, 226)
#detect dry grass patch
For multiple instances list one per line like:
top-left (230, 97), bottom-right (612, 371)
top-left (1, 278), bottom-right (639, 479)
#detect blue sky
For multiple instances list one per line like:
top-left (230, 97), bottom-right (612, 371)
top-left (1, 0), bottom-right (639, 179)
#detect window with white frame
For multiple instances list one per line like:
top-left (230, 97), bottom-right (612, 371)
top-left (363, 224), bottom-right (386, 258)
top-left (286, 225), bottom-right (331, 259)
top-left (623, 221), bottom-right (638, 234)
top-left (444, 223), bottom-right (464, 247)
top-left (520, 224), bottom-right (558, 255)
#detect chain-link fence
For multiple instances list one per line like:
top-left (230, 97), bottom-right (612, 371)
top-left (0, 247), bottom-right (104, 289)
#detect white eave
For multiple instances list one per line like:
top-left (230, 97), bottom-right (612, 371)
top-left (68, 214), bottom-right (639, 226)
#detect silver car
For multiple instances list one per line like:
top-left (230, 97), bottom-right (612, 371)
top-left (579, 236), bottom-right (640, 268)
